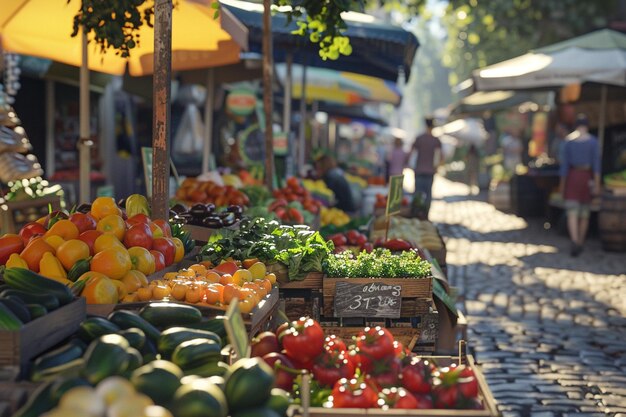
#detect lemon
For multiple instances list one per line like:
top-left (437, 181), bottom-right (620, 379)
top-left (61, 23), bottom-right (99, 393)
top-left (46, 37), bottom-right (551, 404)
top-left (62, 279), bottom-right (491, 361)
top-left (247, 262), bottom-right (267, 280)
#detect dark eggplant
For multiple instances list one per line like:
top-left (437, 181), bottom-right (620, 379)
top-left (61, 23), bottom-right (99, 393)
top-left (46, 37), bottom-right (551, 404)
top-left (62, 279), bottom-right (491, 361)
top-left (190, 203), bottom-right (208, 217)
top-left (205, 203), bottom-right (216, 213)
top-left (221, 213), bottom-right (236, 227)
top-left (171, 203), bottom-right (188, 214)
top-left (226, 205), bottom-right (243, 215)
top-left (202, 216), bottom-right (223, 228)
top-left (76, 203), bottom-right (91, 214)
top-left (117, 198), bottom-right (126, 208)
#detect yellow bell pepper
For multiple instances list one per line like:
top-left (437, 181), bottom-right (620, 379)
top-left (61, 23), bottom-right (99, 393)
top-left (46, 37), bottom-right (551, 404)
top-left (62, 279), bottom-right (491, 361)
top-left (39, 252), bottom-right (69, 284)
top-left (6, 253), bottom-right (28, 269)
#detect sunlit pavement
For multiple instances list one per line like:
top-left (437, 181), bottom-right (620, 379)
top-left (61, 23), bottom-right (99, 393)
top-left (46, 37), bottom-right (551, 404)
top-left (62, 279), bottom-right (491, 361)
top-left (429, 175), bottom-right (626, 417)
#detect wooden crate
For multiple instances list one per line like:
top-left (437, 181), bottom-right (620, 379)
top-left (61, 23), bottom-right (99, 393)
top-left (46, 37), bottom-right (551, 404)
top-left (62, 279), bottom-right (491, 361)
top-left (323, 277), bottom-right (433, 318)
top-left (279, 272), bottom-right (323, 289)
top-left (0, 380), bottom-right (40, 415)
top-left (297, 353), bottom-right (500, 417)
top-left (0, 298), bottom-right (86, 366)
top-left (183, 222), bottom-right (240, 246)
top-left (279, 290), bottom-right (322, 322)
top-left (0, 194), bottom-right (62, 234)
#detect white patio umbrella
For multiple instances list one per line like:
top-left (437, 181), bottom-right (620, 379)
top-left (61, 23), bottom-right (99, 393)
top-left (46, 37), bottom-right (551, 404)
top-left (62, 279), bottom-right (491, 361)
top-left (472, 29), bottom-right (626, 152)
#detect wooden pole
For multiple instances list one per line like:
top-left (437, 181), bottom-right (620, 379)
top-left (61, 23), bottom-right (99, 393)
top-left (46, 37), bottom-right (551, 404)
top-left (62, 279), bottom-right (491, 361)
top-left (262, 0), bottom-right (275, 190)
top-left (152, 0), bottom-right (173, 220)
top-left (283, 54), bottom-right (292, 134)
top-left (78, 29), bottom-right (91, 203)
top-left (202, 68), bottom-right (215, 174)
top-left (598, 84), bottom-right (607, 162)
top-left (45, 80), bottom-right (55, 178)
top-left (298, 63), bottom-right (307, 175)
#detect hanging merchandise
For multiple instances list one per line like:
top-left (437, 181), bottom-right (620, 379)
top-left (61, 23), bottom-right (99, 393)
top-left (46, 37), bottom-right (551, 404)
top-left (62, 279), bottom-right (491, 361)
top-left (2, 53), bottom-right (21, 104)
top-left (173, 85), bottom-right (206, 160)
top-left (226, 88), bottom-right (257, 117)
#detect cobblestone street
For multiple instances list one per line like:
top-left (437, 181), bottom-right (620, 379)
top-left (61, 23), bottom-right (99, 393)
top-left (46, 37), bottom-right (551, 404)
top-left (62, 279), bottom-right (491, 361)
top-left (430, 176), bottom-right (626, 417)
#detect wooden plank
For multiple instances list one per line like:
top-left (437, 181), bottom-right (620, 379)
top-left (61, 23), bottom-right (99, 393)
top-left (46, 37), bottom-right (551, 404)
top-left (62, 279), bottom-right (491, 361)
top-left (0, 298), bottom-right (86, 366)
top-left (1, 195), bottom-right (62, 234)
top-left (324, 278), bottom-right (432, 298)
top-left (279, 272), bottom-right (323, 289)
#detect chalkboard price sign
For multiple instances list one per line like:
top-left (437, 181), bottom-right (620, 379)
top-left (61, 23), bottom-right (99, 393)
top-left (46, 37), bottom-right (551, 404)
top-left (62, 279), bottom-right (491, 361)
top-left (334, 281), bottom-right (402, 318)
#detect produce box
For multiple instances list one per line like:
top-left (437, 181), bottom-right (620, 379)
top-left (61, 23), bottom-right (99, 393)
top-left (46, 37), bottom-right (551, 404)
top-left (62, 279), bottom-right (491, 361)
top-left (296, 352), bottom-right (499, 417)
top-left (182, 222), bottom-right (240, 245)
top-left (279, 290), bottom-right (322, 322)
top-left (0, 194), bottom-right (62, 234)
top-left (0, 379), bottom-right (40, 415)
top-left (322, 277), bottom-right (433, 318)
top-left (278, 272), bottom-right (324, 289)
top-left (0, 298), bottom-right (86, 367)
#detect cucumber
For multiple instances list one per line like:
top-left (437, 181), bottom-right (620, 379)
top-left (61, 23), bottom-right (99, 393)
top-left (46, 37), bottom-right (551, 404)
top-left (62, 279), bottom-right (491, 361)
top-left (30, 358), bottom-right (85, 382)
top-left (108, 310), bottom-right (161, 343)
top-left (139, 302), bottom-right (202, 328)
top-left (0, 302), bottom-right (22, 330)
top-left (3, 267), bottom-right (73, 305)
top-left (119, 328), bottom-right (146, 351)
top-left (67, 257), bottom-right (91, 282)
top-left (187, 317), bottom-right (228, 341)
top-left (26, 304), bottom-right (47, 320)
top-left (0, 289), bottom-right (60, 311)
top-left (158, 327), bottom-right (222, 359)
top-left (0, 296), bottom-right (31, 323)
top-left (77, 317), bottom-right (121, 343)
top-left (31, 339), bottom-right (86, 382)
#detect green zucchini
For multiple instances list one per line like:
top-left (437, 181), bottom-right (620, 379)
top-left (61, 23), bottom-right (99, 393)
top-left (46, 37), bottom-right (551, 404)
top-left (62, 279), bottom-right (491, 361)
top-left (67, 257), bottom-right (91, 282)
top-left (3, 267), bottom-right (73, 305)
top-left (119, 328), bottom-right (146, 351)
top-left (108, 309), bottom-right (161, 343)
top-left (157, 327), bottom-right (221, 359)
top-left (82, 334), bottom-right (130, 384)
top-left (0, 303), bottom-right (22, 330)
top-left (31, 339), bottom-right (86, 382)
top-left (0, 296), bottom-right (31, 323)
top-left (25, 303), bottom-right (47, 320)
top-left (172, 338), bottom-right (222, 370)
top-left (77, 316), bottom-right (120, 343)
top-left (0, 289), bottom-right (60, 311)
top-left (139, 302), bottom-right (202, 328)
top-left (13, 380), bottom-right (56, 417)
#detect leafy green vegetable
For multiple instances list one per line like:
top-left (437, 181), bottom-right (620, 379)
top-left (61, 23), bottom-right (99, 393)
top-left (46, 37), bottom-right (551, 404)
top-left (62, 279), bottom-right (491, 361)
top-left (241, 185), bottom-right (271, 207)
top-left (200, 218), bottom-right (333, 281)
top-left (324, 249), bottom-right (431, 278)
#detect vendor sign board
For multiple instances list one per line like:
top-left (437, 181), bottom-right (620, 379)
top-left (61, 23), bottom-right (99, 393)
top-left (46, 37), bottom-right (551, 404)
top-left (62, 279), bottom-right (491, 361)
top-left (386, 175), bottom-right (404, 216)
top-left (334, 281), bottom-right (402, 318)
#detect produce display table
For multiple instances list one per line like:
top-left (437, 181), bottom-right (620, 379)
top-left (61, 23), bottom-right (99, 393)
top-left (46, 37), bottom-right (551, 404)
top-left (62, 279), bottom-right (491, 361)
top-left (0, 194), bottom-right (62, 234)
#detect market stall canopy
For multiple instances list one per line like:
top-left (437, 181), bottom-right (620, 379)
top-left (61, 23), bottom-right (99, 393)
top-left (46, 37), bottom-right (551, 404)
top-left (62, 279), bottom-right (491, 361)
top-left (220, 0), bottom-right (418, 82)
top-left (0, 0), bottom-right (248, 76)
top-left (450, 89), bottom-right (553, 116)
top-left (275, 64), bottom-right (401, 106)
top-left (318, 104), bottom-right (389, 126)
top-left (432, 118), bottom-right (487, 146)
top-left (472, 29), bottom-right (626, 91)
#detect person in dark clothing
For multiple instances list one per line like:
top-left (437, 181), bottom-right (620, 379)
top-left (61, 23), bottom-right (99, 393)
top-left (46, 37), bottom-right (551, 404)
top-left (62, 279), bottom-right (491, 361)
top-left (314, 155), bottom-right (357, 212)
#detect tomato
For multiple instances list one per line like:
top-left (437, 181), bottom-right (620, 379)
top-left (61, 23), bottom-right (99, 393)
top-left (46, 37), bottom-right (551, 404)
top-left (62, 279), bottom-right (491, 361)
top-left (400, 357), bottom-right (434, 395)
top-left (90, 197), bottom-right (119, 221)
top-left (287, 208), bottom-right (304, 224)
top-left (379, 387), bottom-right (419, 409)
top-left (324, 335), bottom-right (347, 354)
top-left (152, 237), bottom-right (176, 266)
top-left (345, 230), bottom-right (361, 246)
top-left (284, 351), bottom-right (314, 371)
top-left (0, 234), bottom-right (25, 265)
top-left (330, 377), bottom-right (379, 408)
top-left (128, 246), bottom-right (157, 275)
top-left (78, 230), bottom-right (103, 256)
top-left (126, 213), bottom-right (151, 227)
top-left (458, 366), bottom-right (478, 399)
top-left (251, 332), bottom-right (280, 358)
top-left (312, 350), bottom-right (355, 388)
top-left (431, 366), bottom-right (464, 409)
top-left (328, 234), bottom-right (347, 247)
top-left (123, 223), bottom-right (153, 250)
top-left (393, 340), bottom-right (407, 359)
top-left (18, 222), bottom-right (48, 244)
top-left (152, 219), bottom-right (172, 237)
top-left (150, 250), bottom-right (165, 271)
top-left (370, 357), bottom-right (401, 389)
top-left (262, 352), bottom-right (297, 391)
top-left (356, 326), bottom-right (395, 363)
top-left (69, 212), bottom-right (97, 234)
top-left (20, 237), bottom-right (55, 272)
top-left (282, 317), bottom-right (324, 362)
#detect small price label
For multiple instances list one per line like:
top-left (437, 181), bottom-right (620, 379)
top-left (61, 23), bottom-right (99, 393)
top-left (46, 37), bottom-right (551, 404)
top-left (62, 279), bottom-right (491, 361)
top-left (334, 281), bottom-right (402, 318)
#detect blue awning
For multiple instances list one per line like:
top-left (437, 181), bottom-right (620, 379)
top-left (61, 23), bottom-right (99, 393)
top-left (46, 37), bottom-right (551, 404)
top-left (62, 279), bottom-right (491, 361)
top-left (221, 0), bottom-right (419, 82)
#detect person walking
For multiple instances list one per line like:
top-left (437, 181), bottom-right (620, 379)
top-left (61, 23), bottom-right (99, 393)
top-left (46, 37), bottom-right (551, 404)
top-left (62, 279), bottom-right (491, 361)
top-left (314, 154), bottom-right (358, 213)
top-left (410, 117), bottom-right (442, 219)
top-left (559, 114), bottom-right (601, 257)
top-left (387, 137), bottom-right (408, 178)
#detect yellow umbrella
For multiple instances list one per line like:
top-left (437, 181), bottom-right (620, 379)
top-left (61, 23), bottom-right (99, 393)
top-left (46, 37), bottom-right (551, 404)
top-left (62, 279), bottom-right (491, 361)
top-left (0, 0), bottom-right (243, 76)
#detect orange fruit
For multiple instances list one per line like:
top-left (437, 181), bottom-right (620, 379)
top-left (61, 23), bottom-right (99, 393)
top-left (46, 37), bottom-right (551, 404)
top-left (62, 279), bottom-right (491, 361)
top-left (94, 234), bottom-right (125, 253)
top-left (20, 237), bottom-right (55, 272)
top-left (44, 220), bottom-right (79, 241)
top-left (152, 285), bottom-right (171, 300)
top-left (78, 271), bottom-right (118, 304)
top-left (177, 269), bottom-right (196, 279)
top-left (127, 246), bottom-right (156, 276)
top-left (240, 287), bottom-right (260, 304)
top-left (96, 214), bottom-right (126, 241)
top-left (171, 238), bottom-right (185, 263)
top-left (137, 286), bottom-right (153, 301)
top-left (185, 286), bottom-right (203, 304)
top-left (219, 274), bottom-right (234, 286)
top-left (171, 283), bottom-right (189, 301)
top-left (222, 283), bottom-right (241, 304)
top-left (91, 247), bottom-right (132, 280)
top-left (121, 270), bottom-right (144, 293)
top-left (214, 261), bottom-right (238, 276)
top-left (256, 278), bottom-right (272, 294)
top-left (205, 271), bottom-right (220, 283)
top-left (205, 285), bottom-right (222, 305)
top-left (56, 239), bottom-right (90, 271)
top-left (91, 197), bottom-right (121, 221)
top-left (242, 258), bottom-right (260, 269)
top-left (189, 264), bottom-right (207, 276)
top-left (239, 297), bottom-right (255, 314)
